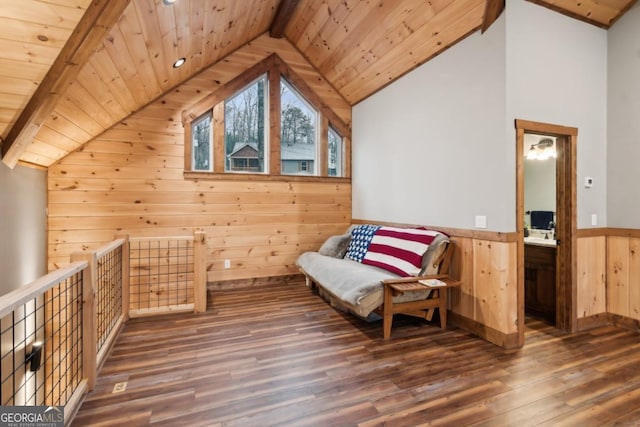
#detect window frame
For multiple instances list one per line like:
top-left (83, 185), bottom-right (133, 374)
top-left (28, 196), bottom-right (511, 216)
top-left (182, 54), bottom-right (351, 182)
top-left (189, 111), bottom-right (213, 172)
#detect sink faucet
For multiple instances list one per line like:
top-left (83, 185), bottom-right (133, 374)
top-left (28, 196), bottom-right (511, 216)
top-left (548, 221), bottom-right (556, 240)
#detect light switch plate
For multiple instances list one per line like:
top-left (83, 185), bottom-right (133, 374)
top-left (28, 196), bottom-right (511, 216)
top-left (591, 214), bottom-right (597, 226)
top-left (475, 215), bottom-right (487, 229)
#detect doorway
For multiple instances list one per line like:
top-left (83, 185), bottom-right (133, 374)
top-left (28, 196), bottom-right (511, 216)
top-left (523, 133), bottom-right (557, 325)
top-left (515, 120), bottom-right (577, 347)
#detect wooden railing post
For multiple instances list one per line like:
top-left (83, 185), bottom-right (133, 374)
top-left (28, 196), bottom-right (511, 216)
top-left (116, 234), bottom-right (130, 321)
top-left (194, 230), bottom-right (207, 313)
top-left (71, 251), bottom-right (97, 391)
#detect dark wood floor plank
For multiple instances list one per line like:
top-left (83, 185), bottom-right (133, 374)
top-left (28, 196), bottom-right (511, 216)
top-left (72, 280), bottom-right (640, 426)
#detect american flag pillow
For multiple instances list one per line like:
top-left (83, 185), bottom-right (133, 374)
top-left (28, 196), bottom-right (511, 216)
top-left (361, 226), bottom-right (442, 277)
top-left (345, 224), bottom-right (381, 262)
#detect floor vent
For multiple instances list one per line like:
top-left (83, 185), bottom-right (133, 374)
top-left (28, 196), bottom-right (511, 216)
top-left (112, 382), bottom-right (127, 393)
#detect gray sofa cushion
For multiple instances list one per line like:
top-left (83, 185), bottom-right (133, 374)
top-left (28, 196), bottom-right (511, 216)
top-left (420, 233), bottom-right (449, 275)
top-left (298, 251), bottom-right (397, 306)
top-left (298, 251), bottom-right (435, 318)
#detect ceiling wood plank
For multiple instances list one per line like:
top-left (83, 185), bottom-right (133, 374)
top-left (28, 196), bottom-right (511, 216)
top-left (270, 0), bottom-right (301, 38)
top-left (526, 0), bottom-right (630, 28)
top-left (481, 0), bottom-right (505, 33)
top-left (1, 0), bottom-right (132, 169)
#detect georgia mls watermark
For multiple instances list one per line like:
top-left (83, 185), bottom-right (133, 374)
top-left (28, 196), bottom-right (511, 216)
top-left (0, 406), bottom-right (63, 427)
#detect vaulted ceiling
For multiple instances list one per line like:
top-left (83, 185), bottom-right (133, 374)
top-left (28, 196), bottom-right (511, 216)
top-left (0, 0), bottom-right (636, 168)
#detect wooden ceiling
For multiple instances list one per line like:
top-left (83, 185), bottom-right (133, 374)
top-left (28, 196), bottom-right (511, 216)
top-left (0, 0), bottom-right (636, 168)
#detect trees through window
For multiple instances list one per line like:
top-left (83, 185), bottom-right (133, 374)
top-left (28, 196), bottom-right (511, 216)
top-left (184, 57), bottom-right (348, 179)
top-left (191, 112), bottom-right (212, 171)
top-left (225, 75), bottom-right (267, 173)
top-left (328, 126), bottom-right (343, 177)
top-left (281, 79), bottom-right (317, 176)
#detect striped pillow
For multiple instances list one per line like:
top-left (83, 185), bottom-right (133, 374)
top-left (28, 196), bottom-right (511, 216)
top-left (361, 226), bottom-right (442, 277)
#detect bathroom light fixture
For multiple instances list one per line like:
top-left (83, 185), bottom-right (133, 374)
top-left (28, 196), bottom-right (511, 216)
top-left (162, 0), bottom-right (176, 5)
top-left (526, 138), bottom-right (556, 161)
top-left (26, 341), bottom-right (44, 372)
top-left (172, 57), bottom-right (186, 68)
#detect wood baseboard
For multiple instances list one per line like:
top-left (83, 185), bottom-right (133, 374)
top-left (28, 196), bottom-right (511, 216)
top-left (448, 312), bottom-right (520, 350)
top-left (576, 313), bottom-right (610, 331)
top-left (610, 313), bottom-right (640, 333)
top-left (578, 313), bottom-right (640, 333)
top-left (208, 274), bottom-right (305, 291)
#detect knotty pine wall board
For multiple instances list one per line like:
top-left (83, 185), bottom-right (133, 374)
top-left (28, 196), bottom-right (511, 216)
top-left (607, 236), bottom-right (640, 320)
top-left (608, 236), bottom-right (631, 317)
top-left (577, 236), bottom-right (606, 318)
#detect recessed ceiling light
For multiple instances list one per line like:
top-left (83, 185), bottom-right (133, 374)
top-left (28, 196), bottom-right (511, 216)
top-left (162, 0), bottom-right (176, 5)
top-left (173, 57), bottom-right (186, 68)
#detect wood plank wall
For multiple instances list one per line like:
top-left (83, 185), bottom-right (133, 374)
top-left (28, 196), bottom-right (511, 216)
top-left (449, 237), bottom-right (518, 346)
top-left (577, 231), bottom-right (640, 329)
top-left (47, 34), bottom-right (352, 284)
top-left (607, 235), bottom-right (640, 319)
top-left (577, 236), bottom-right (606, 318)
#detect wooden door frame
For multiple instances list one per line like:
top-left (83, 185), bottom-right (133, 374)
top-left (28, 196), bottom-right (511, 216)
top-left (515, 119), bottom-right (577, 346)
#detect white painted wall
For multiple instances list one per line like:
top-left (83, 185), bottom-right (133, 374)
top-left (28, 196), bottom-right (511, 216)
top-left (352, 14), bottom-right (509, 230)
top-left (0, 163), bottom-right (47, 296)
top-left (506, 0), bottom-right (608, 229)
top-left (607, 3), bottom-right (640, 228)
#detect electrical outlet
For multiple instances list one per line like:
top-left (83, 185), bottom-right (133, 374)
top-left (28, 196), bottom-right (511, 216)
top-left (112, 382), bottom-right (127, 393)
top-left (475, 215), bottom-right (487, 229)
top-left (584, 177), bottom-right (594, 188)
top-left (224, 259), bottom-right (231, 269)
top-left (591, 214), bottom-right (597, 226)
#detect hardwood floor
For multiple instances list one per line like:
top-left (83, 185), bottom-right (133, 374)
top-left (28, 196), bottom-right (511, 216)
top-left (73, 280), bottom-right (640, 426)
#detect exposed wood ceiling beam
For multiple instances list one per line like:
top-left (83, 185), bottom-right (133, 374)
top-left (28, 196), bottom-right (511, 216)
top-left (270, 0), bottom-right (301, 38)
top-left (481, 0), bottom-right (505, 33)
top-left (1, 0), bottom-right (132, 169)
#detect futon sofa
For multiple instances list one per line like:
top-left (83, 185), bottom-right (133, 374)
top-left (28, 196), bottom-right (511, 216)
top-left (297, 224), bottom-right (457, 338)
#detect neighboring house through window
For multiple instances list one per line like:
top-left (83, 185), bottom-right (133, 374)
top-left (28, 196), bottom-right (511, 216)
top-left (228, 142), bottom-right (261, 172)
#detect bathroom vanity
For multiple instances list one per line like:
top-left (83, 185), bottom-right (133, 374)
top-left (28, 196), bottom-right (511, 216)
top-left (524, 237), bottom-right (556, 322)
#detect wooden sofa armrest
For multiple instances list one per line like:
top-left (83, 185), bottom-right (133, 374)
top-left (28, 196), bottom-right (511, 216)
top-left (381, 240), bottom-right (458, 286)
top-left (382, 274), bottom-right (449, 285)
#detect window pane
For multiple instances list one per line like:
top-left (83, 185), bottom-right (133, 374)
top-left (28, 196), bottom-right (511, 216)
top-left (225, 75), bottom-right (268, 173)
top-left (328, 126), bottom-right (343, 177)
top-left (191, 112), bottom-right (212, 171)
top-left (281, 79), bottom-right (317, 175)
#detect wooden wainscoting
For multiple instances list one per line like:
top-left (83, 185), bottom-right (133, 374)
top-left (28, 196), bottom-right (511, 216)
top-left (448, 237), bottom-right (518, 349)
top-left (576, 228), bottom-right (640, 331)
top-left (576, 235), bottom-right (607, 328)
top-left (607, 231), bottom-right (640, 326)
